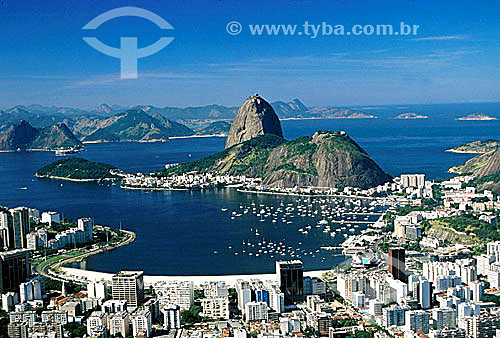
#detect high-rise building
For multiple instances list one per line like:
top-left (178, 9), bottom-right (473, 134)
top-left (87, 281), bottom-right (106, 300)
top-left (7, 322), bottom-right (28, 338)
top-left (19, 280), bottom-right (41, 303)
top-left (41, 310), bottom-right (68, 325)
top-left (418, 280), bottom-right (432, 309)
top-left (236, 280), bottom-right (252, 311)
top-left (388, 248), bottom-right (407, 283)
top-left (400, 174), bottom-right (425, 188)
top-left (109, 311), bottom-right (130, 338)
top-left (131, 309), bottom-right (152, 337)
top-left (86, 311), bottom-right (108, 337)
top-left (153, 280), bottom-right (194, 311)
top-left (203, 281), bottom-right (228, 298)
top-left (112, 271), bottom-right (144, 309)
top-left (9, 207), bottom-right (30, 249)
top-left (405, 310), bottom-right (430, 334)
top-left (0, 211), bottom-right (10, 248)
top-left (41, 212), bottom-right (60, 226)
top-left (200, 297), bottom-right (230, 319)
top-left (245, 301), bottom-right (268, 322)
top-left (0, 249), bottom-right (30, 293)
top-left (432, 308), bottom-right (457, 330)
top-left (276, 260), bottom-right (304, 306)
top-left (470, 281), bottom-right (484, 302)
top-left (77, 218), bottom-right (93, 243)
top-left (383, 305), bottom-right (408, 327)
top-left (161, 305), bottom-right (181, 329)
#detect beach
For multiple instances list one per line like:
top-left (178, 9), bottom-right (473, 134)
top-left (60, 266), bottom-right (330, 287)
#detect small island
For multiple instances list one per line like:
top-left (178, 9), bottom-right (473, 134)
top-left (457, 113), bottom-right (497, 121)
top-left (394, 112), bottom-right (428, 119)
top-left (36, 157), bottom-right (119, 181)
top-left (446, 139), bottom-right (500, 154)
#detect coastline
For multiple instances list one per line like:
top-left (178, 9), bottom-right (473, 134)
top-left (169, 134), bottom-right (227, 139)
top-left (82, 134), bottom-right (227, 144)
top-left (83, 139), bottom-right (168, 144)
top-left (35, 173), bottom-right (116, 182)
top-left (121, 185), bottom-right (189, 191)
top-left (36, 226), bottom-right (136, 282)
top-left (445, 149), bottom-right (485, 154)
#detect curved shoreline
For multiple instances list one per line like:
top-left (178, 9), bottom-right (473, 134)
top-left (35, 226), bottom-right (136, 284)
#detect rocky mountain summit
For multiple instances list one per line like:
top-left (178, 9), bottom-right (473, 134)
top-left (0, 120), bottom-right (82, 151)
top-left (225, 95), bottom-right (283, 149)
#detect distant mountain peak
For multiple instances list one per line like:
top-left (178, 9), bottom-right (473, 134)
top-left (0, 120), bottom-right (82, 151)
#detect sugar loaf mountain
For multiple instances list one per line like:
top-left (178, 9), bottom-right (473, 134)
top-left (158, 95), bottom-right (391, 189)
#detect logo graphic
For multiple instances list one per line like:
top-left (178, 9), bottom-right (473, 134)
top-left (82, 7), bottom-right (174, 79)
top-left (226, 21), bottom-right (242, 35)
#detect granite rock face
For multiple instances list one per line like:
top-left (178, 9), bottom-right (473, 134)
top-left (263, 131), bottom-right (392, 189)
top-left (478, 149), bottom-right (500, 177)
top-left (225, 95), bottom-right (283, 149)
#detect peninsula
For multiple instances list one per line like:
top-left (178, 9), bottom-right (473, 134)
top-left (446, 139), bottom-right (499, 154)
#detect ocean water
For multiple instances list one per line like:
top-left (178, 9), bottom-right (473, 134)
top-left (0, 116), bottom-right (499, 275)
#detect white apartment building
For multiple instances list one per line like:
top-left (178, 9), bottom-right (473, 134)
top-left (88, 281), bottom-right (106, 300)
top-left (41, 211), bottom-right (60, 225)
top-left (153, 280), bottom-right (194, 311)
top-left (86, 311), bottom-right (108, 336)
top-left (109, 311), bottom-right (130, 337)
top-left (200, 297), bottom-right (230, 320)
top-left (203, 281), bottom-right (228, 298)
top-left (131, 309), bottom-right (152, 337)
top-left (245, 301), bottom-right (268, 322)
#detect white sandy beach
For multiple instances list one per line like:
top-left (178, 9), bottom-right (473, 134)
top-left (61, 267), bottom-right (329, 287)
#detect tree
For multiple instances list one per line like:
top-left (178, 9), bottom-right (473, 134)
top-left (64, 322), bottom-right (86, 337)
top-left (303, 326), bottom-right (320, 338)
top-left (181, 305), bottom-right (203, 324)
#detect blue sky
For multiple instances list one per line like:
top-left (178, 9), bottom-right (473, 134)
top-left (1, 0), bottom-right (499, 108)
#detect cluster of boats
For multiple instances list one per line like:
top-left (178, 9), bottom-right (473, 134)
top-left (218, 197), bottom-right (386, 261)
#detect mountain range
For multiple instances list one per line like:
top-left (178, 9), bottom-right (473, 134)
top-left (0, 98), bottom-right (378, 132)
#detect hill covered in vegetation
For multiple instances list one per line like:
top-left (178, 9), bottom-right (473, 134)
top-left (36, 157), bottom-right (118, 181)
